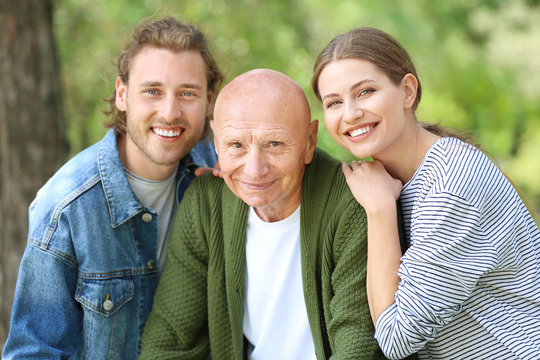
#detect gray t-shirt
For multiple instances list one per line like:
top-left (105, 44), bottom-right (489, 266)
top-left (125, 169), bottom-right (177, 274)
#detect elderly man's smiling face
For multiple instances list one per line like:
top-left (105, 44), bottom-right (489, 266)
top-left (211, 69), bottom-right (318, 222)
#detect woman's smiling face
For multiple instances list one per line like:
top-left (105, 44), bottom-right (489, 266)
top-left (317, 58), bottom-right (414, 160)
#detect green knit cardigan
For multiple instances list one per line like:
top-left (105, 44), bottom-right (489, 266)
top-left (139, 148), bottom-right (386, 359)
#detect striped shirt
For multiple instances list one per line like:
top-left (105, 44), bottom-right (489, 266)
top-left (374, 137), bottom-right (540, 360)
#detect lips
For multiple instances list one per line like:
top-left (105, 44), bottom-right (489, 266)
top-left (241, 180), bottom-right (276, 190)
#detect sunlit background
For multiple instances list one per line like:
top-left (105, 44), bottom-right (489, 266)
top-left (54, 0), bottom-right (540, 217)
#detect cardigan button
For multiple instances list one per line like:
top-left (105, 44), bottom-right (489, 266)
top-left (142, 213), bottom-right (153, 222)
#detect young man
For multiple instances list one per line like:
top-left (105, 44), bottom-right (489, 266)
top-left (139, 69), bottom-right (386, 359)
top-left (3, 16), bottom-right (223, 359)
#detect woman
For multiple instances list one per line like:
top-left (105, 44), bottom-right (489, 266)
top-left (312, 27), bottom-right (540, 360)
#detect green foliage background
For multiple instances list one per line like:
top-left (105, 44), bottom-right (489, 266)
top-left (53, 0), bottom-right (540, 217)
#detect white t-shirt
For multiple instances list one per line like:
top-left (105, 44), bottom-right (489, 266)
top-left (243, 205), bottom-right (316, 360)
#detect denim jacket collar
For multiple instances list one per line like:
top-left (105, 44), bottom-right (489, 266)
top-left (97, 129), bottom-right (198, 228)
top-left (98, 130), bottom-right (143, 228)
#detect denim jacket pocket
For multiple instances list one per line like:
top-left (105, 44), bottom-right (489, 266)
top-left (75, 276), bottom-right (135, 316)
top-left (75, 276), bottom-right (136, 359)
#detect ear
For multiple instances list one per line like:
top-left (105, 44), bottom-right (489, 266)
top-left (206, 87), bottom-right (215, 115)
top-left (115, 76), bottom-right (128, 112)
top-left (304, 119), bottom-right (319, 164)
top-left (401, 73), bottom-right (418, 110)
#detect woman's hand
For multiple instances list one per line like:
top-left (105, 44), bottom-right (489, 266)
top-left (342, 160), bottom-right (402, 215)
top-left (194, 160), bottom-right (222, 178)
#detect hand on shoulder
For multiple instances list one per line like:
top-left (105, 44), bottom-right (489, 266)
top-left (342, 160), bottom-right (402, 215)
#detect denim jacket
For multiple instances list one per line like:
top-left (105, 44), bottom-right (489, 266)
top-left (3, 129), bottom-right (217, 359)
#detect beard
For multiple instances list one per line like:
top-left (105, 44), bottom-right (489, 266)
top-left (125, 115), bottom-right (204, 167)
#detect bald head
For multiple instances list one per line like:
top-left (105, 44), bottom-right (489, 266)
top-left (214, 69), bottom-right (311, 128)
top-left (211, 69), bottom-right (318, 222)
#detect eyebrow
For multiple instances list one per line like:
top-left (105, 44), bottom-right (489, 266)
top-left (321, 79), bottom-right (375, 101)
top-left (139, 81), bottom-right (203, 90)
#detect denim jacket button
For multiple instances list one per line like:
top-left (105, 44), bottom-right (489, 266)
top-left (142, 213), bottom-right (153, 222)
top-left (103, 298), bottom-right (114, 311)
top-left (147, 259), bottom-right (155, 270)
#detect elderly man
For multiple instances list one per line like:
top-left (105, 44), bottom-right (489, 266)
top-left (139, 69), bottom-right (385, 359)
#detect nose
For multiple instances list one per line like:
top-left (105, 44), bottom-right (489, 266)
top-left (343, 99), bottom-right (363, 124)
top-left (243, 148), bottom-right (269, 179)
top-left (159, 93), bottom-right (181, 122)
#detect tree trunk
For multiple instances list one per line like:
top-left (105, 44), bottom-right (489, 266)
top-left (0, 0), bottom-right (68, 348)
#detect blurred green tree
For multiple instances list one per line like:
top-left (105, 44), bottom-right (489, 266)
top-left (53, 0), bottom-right (540, 216)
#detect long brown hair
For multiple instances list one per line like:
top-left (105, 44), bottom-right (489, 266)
top-left (103, 16), bottom-right (224, 137)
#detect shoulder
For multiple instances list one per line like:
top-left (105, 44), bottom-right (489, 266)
top-left (304, 147), bottom-right (351, 200)
top-left (418, 137), bottom-right (507, 202)
top-left (34, 130), bottom-right (126, 207)
top-left (309, 147), bottom-right (342, 172)
top-left (180, 173), bottom-right (238, 218)
top-left (185, 172), bottom-right (227, 200)
top-left (174, 173), bottom-right (246, 251)
top-left (302, 147), bottom-right (366, 229)
top-left (33, 140), bottom-right (102, 209)
top-left (435, 137), bottom-right (492, 172)
top-left (189, 135), bottom-right (217, 167)
top-left (28, 137), bottom-right (111, 245)
top-left (429, 137), bottom-right (494, 176)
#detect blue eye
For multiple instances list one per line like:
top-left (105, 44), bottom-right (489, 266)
top-left (182, 91), bottom-right (194, 97)
top-left (146, 89), bottom-right (158, 95)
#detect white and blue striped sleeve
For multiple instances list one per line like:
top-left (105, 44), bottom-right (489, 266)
top-left (374, 191), bottom-right (499, 359)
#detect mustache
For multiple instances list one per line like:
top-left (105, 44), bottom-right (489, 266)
top-left (151, 118), bottom-right (188, 128)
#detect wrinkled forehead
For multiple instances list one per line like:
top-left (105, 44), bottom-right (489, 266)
top-left (215, 113), bottom-right (301, 144)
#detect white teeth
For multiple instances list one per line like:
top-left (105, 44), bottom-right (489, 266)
top-left (349, 126), bottom-right (373, 137)
top-left (154, 128), bottom-right (181, 137)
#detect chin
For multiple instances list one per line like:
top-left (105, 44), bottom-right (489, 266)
top-left (242, 196), bottom-right (271, 208)
top-left (348, 145), bottom-right (374, 159)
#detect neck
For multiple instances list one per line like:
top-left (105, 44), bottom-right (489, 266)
top-left (254, 198), bottom-right (301, 223)
top-left (375, 123), bottom-right (439, 184)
